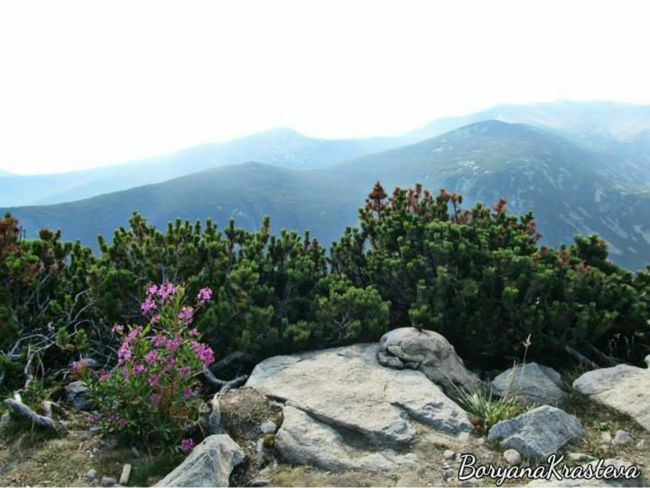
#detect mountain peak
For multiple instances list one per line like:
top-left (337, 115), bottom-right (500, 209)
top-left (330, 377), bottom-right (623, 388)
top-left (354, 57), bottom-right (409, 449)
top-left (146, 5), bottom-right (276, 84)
top-left (444, 119), bottom-right (541, 138)
top-left (257, 126), bottom-right (306, 139)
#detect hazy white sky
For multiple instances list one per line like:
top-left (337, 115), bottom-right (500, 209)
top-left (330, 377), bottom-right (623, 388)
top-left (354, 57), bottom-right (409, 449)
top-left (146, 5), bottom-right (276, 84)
top-left (1, 0), bottom-right (650, 175)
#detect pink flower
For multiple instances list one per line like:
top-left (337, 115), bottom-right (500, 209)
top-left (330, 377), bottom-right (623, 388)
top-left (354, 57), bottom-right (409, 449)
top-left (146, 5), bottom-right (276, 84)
top-left (182, 389), bottom-right (194, 400)
top-left (190, 341), bottom-right (215, 367)
top-left (117, 418), bottom-right (127, 429)
top-left (112, 324), bottom-right (124, 334)
top-left (89, 414), bottom-right (100, 424)
top-left (117, 343), bottom-right (132, 364)
top-left (145, 350), bottom-right (158, 364)
top-left (178, 306), bottom-right (194, 324)
top-left (165, 337), bottom-right (180, 352)
top-left (121, 368), bottom-right (130, 380)
top-left (178, 365), bottom-right (192, 377)
top-left (146, 284), bottom-right (159, 297)
top-left (197, 287), bottom-right (213, 305)
top-left (98, 371), bottom-right (110, 383)
top-left (164, 356), bottom-right (176, 372)
top-left (133, 364), bottom-right (145, 377)
top-left (148, 374), bottom-right (160, 388)
top-left (157, 282), bottom-right (177, 301)
top-left (127, 327), bottom-right (141, 341)
top-left (152, 335), bottom-right (166, 348)
top-left (189, 328), bottom-right (200, 338)
top-left (150, 393), bottom-right (162, 405)
top-left (141, 298), bottom-right (157, 315)
top-left (180, 438), bottom-right (194, 453)
top-left (70, 359), bottom-right (92, 373)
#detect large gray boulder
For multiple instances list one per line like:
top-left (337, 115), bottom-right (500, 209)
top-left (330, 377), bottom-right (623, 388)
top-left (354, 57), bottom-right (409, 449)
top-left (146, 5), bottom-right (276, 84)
top-left (275, 405), bottom-right (417, 472)
top-left (246, 343), bottom-right (472, 450)
top-left (491, 362), bottom-right (565, 405)
top-left (377, 327), bottom-right (482, 394)
top-left (573, 364), bottom-right (650, 431)
top-left (487, 405), bottom-right (583, 460)
top-left (156, 434), bottom-right (245, 487)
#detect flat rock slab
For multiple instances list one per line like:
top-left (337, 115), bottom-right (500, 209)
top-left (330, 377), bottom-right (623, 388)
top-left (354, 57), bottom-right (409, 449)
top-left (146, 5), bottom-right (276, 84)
top-left (276, 405), bottom-right (417, 472)
top-left (247, 344), bottom-right (472, 447)
top-left (573, 364), bottom-right (650, 431)
top-left (488, 405), bottom-right (583, 460)
top-left (491, 362), bottom-right (565, 405)
top-left (156, 434), bottom-right (245, 487)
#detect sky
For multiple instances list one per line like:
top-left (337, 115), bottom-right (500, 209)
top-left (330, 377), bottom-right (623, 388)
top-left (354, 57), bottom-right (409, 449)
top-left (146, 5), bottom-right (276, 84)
top-left (1, 0), bottom-right (650, 175)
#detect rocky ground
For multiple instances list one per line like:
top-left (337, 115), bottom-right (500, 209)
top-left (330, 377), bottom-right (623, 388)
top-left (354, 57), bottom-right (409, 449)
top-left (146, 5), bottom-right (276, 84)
top-left (1, 327), bottom-right (649, 486)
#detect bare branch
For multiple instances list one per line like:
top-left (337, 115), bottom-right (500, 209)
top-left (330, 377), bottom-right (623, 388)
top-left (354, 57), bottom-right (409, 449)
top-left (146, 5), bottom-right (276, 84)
top-left (201, 368), bottom-right (248, 393)
top-left (4, 398), bottom-right (59, 430)
top-left (564, 345), bottom-right (600, 369)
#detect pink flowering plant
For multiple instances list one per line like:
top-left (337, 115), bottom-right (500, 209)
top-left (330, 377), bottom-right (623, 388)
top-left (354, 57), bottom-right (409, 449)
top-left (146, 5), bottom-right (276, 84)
top-left (81, 283), bottom-right (214, 452)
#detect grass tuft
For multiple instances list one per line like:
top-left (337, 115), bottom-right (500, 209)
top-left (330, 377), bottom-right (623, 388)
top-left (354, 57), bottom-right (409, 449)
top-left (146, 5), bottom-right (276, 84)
top-left (453, 387), bottom-right (528, 435)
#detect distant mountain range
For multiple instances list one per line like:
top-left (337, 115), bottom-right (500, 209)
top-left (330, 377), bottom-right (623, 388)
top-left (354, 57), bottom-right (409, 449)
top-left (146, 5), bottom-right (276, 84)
top-left (0, 128), bottom-right (400, 206)
top-left (7, 115), bottom-right (650, 270)
top-left (4, 100), bottom-right (650, 208)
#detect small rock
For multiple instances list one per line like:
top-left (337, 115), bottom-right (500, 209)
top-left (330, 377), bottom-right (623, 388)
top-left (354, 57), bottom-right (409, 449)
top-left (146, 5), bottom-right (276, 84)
top-left (612, 429), bottom-right (632, 445)
top-left (251, 480), bottom-right (271, 487)
top-left (601, 431), bottom-right (612, 444)
top-left (260, 420), bottom-right (277, 434)
top-left (100, 476), bottom-right (117, 486)
top-left (491, 363), bottom-right (565, 405)
top-left (84, 469), bottom-right (97, 481)
top-left (487, 405), bottom-right (583, 460)
top-left (567, 452), bottom-right (596, 462)
top-left (443, 467), bottom-right (456, 481)
top-left (155, 434), bottom-right (245, 487)
top-left (119, 464), bottom-right (132, 485)
top-left (503, 448), bottom-right (521, 466)
top-left (64, 380), bottom-right (93, 411)
top-left (443, 449), bottom-right (456, 460)
top-left (636, 439), bottom-right (645, 449)
top-left (0, 412), bottom-right (11, 429)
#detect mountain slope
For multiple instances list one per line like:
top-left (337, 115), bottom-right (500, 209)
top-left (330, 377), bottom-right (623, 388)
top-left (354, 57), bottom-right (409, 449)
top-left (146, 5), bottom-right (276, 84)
top-left (6, 163), bottom-right (362, 250)
top-left (336, 121), bottom-right (650, 268)
top-left (407, 100), bottom-right (650, 188)
top-left (7, 121), bottom-right (650, 269)
top-left (0, 128), bottom-right (398, 207)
